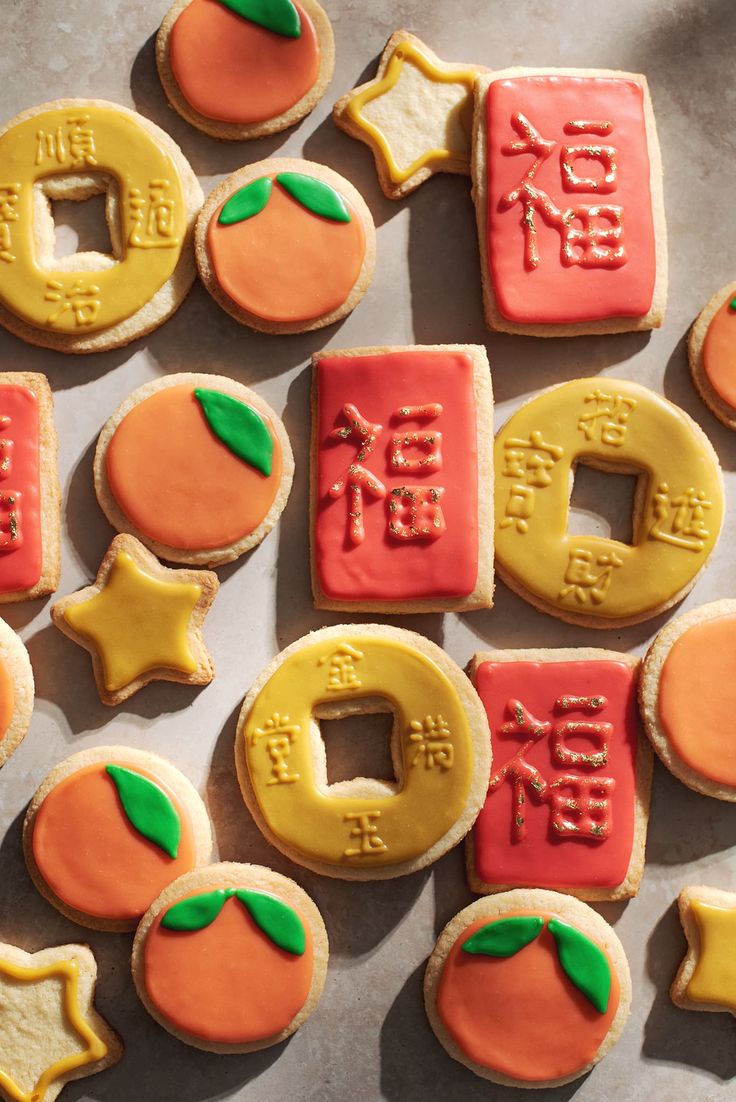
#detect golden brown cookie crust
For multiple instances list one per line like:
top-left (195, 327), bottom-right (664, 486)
top-left (688, 280), bottom-right (736, 429)
top-left (0, 615), bottom-right (34, 768)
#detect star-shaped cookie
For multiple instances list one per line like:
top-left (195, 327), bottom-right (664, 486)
top-left (671, 885), bottom-right (736, 1016)
top-left (333, 30), bottom-right (486, 199)
top-left (0, 941), bottom-right (121, 1102)
top-left (52, 534), bottom-right (218, 706)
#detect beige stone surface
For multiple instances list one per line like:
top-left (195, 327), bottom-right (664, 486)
top-left (0, 1), bottom-right (735, 1100)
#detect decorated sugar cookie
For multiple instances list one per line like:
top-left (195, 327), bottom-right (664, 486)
top-left (672, 886), bottom-right (736, 1017)
top-left (51, 534), bottom-right (218, 705)
top-left (0, 100), bottom-right (202, 353)
top-left (689, 281), bottom-right (736, 429)
top-left (195, 158), bottom-right (376, 334)
top-left (235, 623), bottom-right (491, 879)
top-left (472, 68), bottom-right (667, 336)
top-left (157, 0), bottom-right (334, 140)
top-left (0, 616), bottom-right (34, 769)
top-left (0, 941), bottom-right (121, 1102)
top-left (424, 890), bottom-right (631, 1088)
top-left (311, 344), bottom-right (494, 613)
top-left (468, 649), bottom-right (652, 901)
top-left (640, 600), bottom-right (736, 800)
top-left (132, 863), bottom-right (328, 1052)
top-left (495, 378), bottom-right (723, 627)
top-left (0, 373), bottom-right (60, 603)
top-left (24, 746), bottom-right (213, 931)
top-left (333, 30), bottom-right (486, 200)
top-left (94, 373), bottom-right (293, 567)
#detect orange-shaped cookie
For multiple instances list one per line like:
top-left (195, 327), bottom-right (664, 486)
top-left (689, 280), bottom-right (736, 429)
top-left (24, 747), bottom-right (213, 931)
top-left (132, 863), bottom-right (328, 1052)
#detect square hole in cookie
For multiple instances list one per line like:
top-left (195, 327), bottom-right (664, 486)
top-left (568, 461), bottom-right (639, 545)
top-left (318, 709), bottom-right (397, 788)
top-left (51, 193), bottom-right (112, 259)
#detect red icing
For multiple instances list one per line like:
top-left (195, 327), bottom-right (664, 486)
top-left (472, 661), bottom-right (638, 889)
top-left (315, 351), bottom-right (478, 601)
top-left (486, 76), bottom-right (656, 324)
top-left (0, 386), bottom-right (41, 593)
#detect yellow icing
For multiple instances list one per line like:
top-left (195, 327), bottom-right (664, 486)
top-left (241, 636), bottom-right (474, 867)
top-left (686, 900), bottom-right (736, 1011)
top-left (0, 958), bottom-right (108, 1102)
top-left (494, 378), bottom-right (723, 621)
top-left (63, 551), bottom-right (200, 692)
top-left (344, 40), bottom-right (480, 184)
top-left (0, 105), bottom-right (186, 334)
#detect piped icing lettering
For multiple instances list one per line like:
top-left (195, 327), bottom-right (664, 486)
top-left (486, 76), bottom-right (656, 324)
top-left (0, 386), bottom-right (41, 593)
top-left (315, 350), bottom-right (478, 601)
top-left (494, 378), bottom-right (723, 622)
top-left (0, 106), bottom-right (186, 334)
top-left (473, 661), bottom-right (639, 890)
top-left (241, 635), bottom-right (475, 868)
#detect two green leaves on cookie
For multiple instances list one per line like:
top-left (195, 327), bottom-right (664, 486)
top-left (161, 887), bottom-right (306, 956)
top-left (219, 173), bottom-right (353, 227)
top-left (462, 915), bottom-right (612, 1014)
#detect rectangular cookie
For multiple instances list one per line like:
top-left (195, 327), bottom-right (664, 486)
top-left (472, 67), bottom-right (667, 336)
top-left (0, 371), bottom-right (60, 602)
top-left (466, 647), bottom-right (652, 901)
top-left (310, 344), bottom-right (493, 613)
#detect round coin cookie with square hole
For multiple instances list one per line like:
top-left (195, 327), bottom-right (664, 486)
top-left (157, 0), bottom-right (334, 140)
top-left (94, 373), bottom-right (294, 567)
top-left (0, 100), bottom-right (202, 353)
top-left (195, 158), bottom-right (376, 334)
top-left (24, 746), bottom-right (213, 931)
top-left (494, 378), bottom-right (723, 628)
top-left (424, 889), bottom-right (631, 1088)
top-left (234, 623), bottom-right (492, 879)
top-left (132, 862), bottom-right (328, 1052)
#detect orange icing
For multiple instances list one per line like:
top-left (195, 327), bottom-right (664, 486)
top-left (702, 298), bottom-right (736, 410)
top-left (169, 0), bottom-right (320, 125)
top-left (0, 657), bottom-right (15, 741)
top-left (658, 615), bottom-right (736, 787)
top-left (105, 384), bottom-right (282, 551)
top-left (436, 913), bottom-right (620, 1082)
top-left (31, 762), bottom-right (196, 921)
top-left (143, 890), bottom-right (314, 1043)
top-left (207, 180), bottom-right (366, 323)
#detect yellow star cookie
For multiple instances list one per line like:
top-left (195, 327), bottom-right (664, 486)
top-left (671, 885), bottom-right (736, 1016)
top-left (52, 534), bottom-right (218, 705)
top-left (333, 30), bottom-right (486, 199)
top-left (0, 941), bottom-right (121, 1102)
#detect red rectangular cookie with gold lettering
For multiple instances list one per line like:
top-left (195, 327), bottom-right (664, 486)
top-left (0, 372), bottom-right (60, 602)
top-left (467, 648), bottom-right (652, 901)
top-left (310, 344), bottom-right (493, 613)
top-left (472, 67), bottom-right (667, 336)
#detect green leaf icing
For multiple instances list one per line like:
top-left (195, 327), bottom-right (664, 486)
top-left (194, 388), bottom-right (273, 476)
top-left (236, 890), bottom-right (306, 955)
top-left (215, 0), bottom-right (301, 38)
top-left (218, 177), bottom-right (273, 226)
top-left (462, 916), bottom-right (544, 957)
top-left (729, 295), bottom-right (736, 312)
top-left (105, 765), bottom-right (181, 859)
top-left (548, 918), bottom-right (611, 1014)
top-left (276, 172), bottom-right (352, 223)
top-left (161, 889), bottom-right (229, 931)
top-left (160, 887), bottom-right (306, 955)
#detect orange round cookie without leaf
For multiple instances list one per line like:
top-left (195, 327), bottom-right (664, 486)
top-left (436, 915), bottom-right (620, 1083)
top-left (31, 763), bottom-right (197, 921)
top-left (207, 180), bottom-right (366, 324)
top-left (105, 384), bottom-right (283, 551)
top-left (143, 891), bottom-right (314, 1043)
top-left (169, 0), bottom-right (320, 124)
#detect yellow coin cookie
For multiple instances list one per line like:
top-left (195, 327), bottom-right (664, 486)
top-left (235, 624), bottom-right (491, 879)
top-left (0, 100), bottom-right (202, 353)
top-left (495, 378), bottom-right (723, 627)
